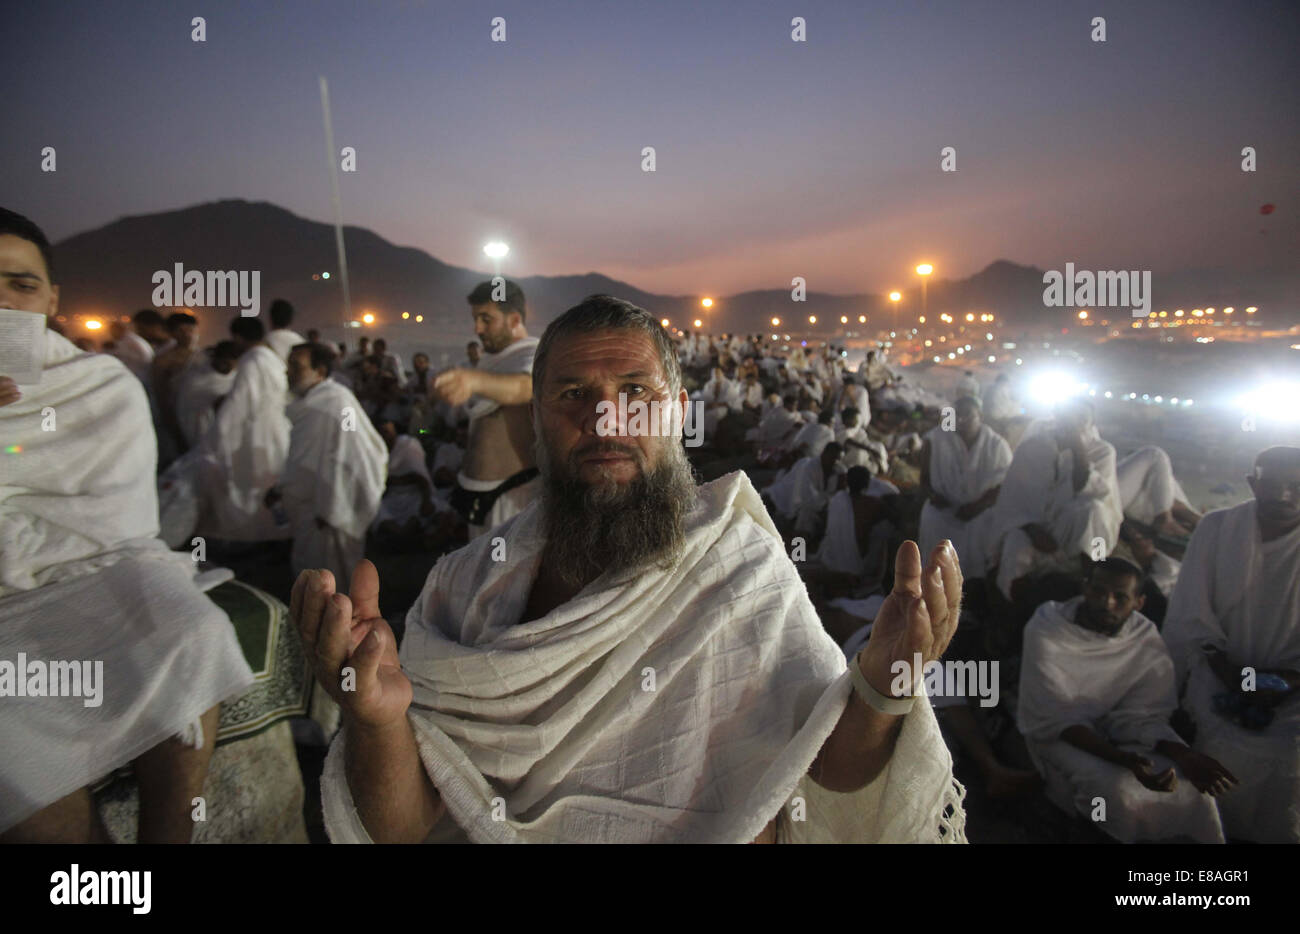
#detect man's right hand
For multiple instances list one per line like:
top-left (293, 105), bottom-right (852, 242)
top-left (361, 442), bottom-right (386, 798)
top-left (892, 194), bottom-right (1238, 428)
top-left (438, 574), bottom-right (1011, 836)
top-left (290, 561), bottom-right (412, 729)
top-left (0, 377), bottom-right (20, 407)
top-left (1126, 754), bottom-right (1177, 792)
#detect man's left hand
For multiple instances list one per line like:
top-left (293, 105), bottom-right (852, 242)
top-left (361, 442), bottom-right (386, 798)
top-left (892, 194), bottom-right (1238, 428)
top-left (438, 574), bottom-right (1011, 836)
top-left (858, 540), bottom-right (962, 702)
top-left (432, 368), bottom-right (478, 406)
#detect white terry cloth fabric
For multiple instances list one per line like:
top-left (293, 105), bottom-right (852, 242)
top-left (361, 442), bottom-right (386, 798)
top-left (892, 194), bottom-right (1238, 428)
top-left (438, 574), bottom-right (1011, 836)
top-left (0, 332), bottom-right (255, 831)
top-left (197, 344), bottom-right (292, 541)
top-left (789, 421), bottom-right (835, 458)
top-left (174, 360), bottom-right (235, 448)
top-left (1117, 446), bottom-right (1191, 525)
top-left (282, 378), bottom-right (388, 584)
top-left (1018, 598), bottom-right (1224, 843)
top-left (321, 471), bottom-right (966, 843)
top-left (264, 328), bottom-right (307, 363)
top-left (1162, 501), bottom-right (1300, 842)
top-left (814, 483), bottom-right (898, 579)
top-left (764, 455), bottom-right (839, 533)
top-left (919, 424), bottom-right (1012, 578)
top-left (373, 434), bottom-right (432, 527)
top-left (992, 424), bottom-right (1122, 600)
top-left (462, 337), bottom-right (539, 425)
top-left (835, 424), bottom-right (888, 474)
top-left (109, 330), bottom-right (154, 383)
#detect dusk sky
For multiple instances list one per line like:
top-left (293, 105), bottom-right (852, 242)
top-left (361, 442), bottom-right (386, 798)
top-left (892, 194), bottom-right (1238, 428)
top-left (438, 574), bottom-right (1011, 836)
top-left (7, 0), bottom-right (1298, 296)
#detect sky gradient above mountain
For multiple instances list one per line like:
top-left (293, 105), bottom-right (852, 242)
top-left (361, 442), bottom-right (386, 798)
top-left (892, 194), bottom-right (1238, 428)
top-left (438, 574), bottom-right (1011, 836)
top-left (6, 0), bottom-right (1298, 297)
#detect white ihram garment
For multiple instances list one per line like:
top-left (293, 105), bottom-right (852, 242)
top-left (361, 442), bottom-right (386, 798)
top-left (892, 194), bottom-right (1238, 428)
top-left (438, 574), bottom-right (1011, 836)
top-left (0, 333), bottom-right (253, 832)
top-left (919, 425), bottom-right (1012, 578)
top-left (1018, 599), bottom-right (1224, 843)
top-left (282, 379), bottom-right (388, 585)
top-left (1162, 501), bottom-right (1300, 843)
top-left (321, 471), bottom-right (965, 843)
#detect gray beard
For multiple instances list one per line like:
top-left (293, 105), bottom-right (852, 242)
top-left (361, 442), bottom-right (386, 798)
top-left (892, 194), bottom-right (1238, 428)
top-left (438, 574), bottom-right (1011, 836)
top-left (537, 437), bottom-right (698, 592)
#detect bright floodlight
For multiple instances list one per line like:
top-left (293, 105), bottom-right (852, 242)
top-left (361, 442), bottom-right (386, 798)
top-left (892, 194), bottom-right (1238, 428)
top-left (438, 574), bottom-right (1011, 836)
top-left (771, 317), bottom-right (781, 326)
top-left (660, 318), bottom-right (670, 327)
top-left (1028, 369), bottom-right (1088, 407)
top-left (915, 264), bottom-right (933, 276)
top-left (1235, 380), bottom-right (1300, 424)
top-left (889, 291), bottom-right (901, 302)
top-left (85, 319), bottom-right (102, 330)
top-left (322, 271), bottom-right (330, 279)
top-left (483, 242), bottom-right (509, 259)
top-left (693, 319), bottom-right (702, 328)
top-left (701, 297), bottom-right (713, 308)
top-left (362, 312), bottom-right (375, 324)
top-left (402, 312), bottom-right (410, 320)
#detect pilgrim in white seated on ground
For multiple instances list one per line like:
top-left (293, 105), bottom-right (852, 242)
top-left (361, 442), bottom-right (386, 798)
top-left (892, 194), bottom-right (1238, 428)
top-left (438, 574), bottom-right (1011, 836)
top-left (1018, 559), bottom-right (1232, 843)
top-left (0, 208), bottom-right (253, 844)
top-left (1161, 446), bottom-right (1300, 843)
top-left (991, 398), bottom-right (1123, 604)
top-left (291, 295), bottom-right (967, 844)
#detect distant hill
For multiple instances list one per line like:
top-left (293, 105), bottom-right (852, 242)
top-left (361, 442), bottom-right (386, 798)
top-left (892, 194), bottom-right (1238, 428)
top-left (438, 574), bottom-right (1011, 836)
top-left (51, 200), bottom-right (1295, 351)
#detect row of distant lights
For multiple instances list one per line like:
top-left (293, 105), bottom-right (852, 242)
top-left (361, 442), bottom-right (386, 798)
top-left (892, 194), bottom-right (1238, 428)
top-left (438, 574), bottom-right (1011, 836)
top-left (1096, 388), bottom-right (1194, 408)
top-left (1126, 306), bottom-right (1257, 329)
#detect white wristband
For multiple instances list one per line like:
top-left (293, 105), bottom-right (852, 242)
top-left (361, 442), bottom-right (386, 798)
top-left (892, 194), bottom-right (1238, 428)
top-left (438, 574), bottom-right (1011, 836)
top-left (850, 654), bottom-right (916, 716)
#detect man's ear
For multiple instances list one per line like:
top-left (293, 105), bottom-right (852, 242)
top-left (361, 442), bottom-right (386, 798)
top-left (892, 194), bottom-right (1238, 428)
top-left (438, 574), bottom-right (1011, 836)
top-left (1133, 591), bottom-right (1146, 613)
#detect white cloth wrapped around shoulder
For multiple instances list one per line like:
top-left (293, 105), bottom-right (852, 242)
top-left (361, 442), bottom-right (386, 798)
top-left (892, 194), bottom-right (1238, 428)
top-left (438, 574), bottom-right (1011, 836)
top-left (322, 470), bottom-right (965, 843)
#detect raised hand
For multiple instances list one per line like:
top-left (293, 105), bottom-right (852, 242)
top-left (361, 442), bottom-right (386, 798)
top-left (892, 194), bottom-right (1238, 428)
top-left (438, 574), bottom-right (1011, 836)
top-left (858, 540), bottom-right (962, 700)
top-left (289, 560), bottom-right (411, 729)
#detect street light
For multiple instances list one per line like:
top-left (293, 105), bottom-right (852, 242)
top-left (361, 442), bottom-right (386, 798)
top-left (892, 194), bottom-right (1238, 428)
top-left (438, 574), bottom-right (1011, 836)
top-left (915, 264), bottom-right (933, 319)
top-left (701, 297), bottom-right (714, 308)
top-left (483, 241), bottom-right (509, 275)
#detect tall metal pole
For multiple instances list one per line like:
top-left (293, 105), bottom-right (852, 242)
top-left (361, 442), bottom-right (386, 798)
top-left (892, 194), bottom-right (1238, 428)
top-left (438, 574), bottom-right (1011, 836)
top-left (319, 77), bottom-right (352, 330)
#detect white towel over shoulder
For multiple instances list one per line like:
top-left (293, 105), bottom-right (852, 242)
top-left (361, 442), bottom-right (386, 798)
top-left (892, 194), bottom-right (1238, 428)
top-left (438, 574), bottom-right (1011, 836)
top-left (322, 471), bottom-right (964, 843)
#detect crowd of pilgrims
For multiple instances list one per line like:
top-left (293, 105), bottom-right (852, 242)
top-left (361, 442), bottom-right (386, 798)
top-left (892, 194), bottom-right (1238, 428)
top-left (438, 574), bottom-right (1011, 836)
top-left (68, 299), bottom-right (1298, 845)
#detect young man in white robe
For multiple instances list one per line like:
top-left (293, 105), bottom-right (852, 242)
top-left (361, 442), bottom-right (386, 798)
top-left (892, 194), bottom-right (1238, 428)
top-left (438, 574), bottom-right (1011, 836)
top-left (263, 298), bottom-right (306, 363)
top-left (831, 374), bottom-right (870, 429)
top-left (0, 210), bottom-right (253, 842)
top-left (173, 341), bottom-right (237, 448)
top-left (919, 396), bottom-right (1012, 578)
top-left (764, 442), bottom-right (845, 539)
top-left (1116, 445), bottom-right (1202, 538)
top-left (991, 399), bottom-right (1123, 603)
top-left (162, 315), bottom-right (292, 544)
top-left (814, 465), bottom-right (898, 590)
top-left (291, 294), bottom-right (967, 844)
top-left (1018, 560), bottom-right (1234, 843)
top-left (433, 280), bottom-right (540, 540)
top-left (267, 343), bottom-right (387, 588)
top-left (1162, 446), bottom-right (1300, 843)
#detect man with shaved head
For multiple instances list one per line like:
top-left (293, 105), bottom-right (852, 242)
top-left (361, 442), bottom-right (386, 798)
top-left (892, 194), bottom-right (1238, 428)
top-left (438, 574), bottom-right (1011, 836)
top-left (294, 295), bottom-right (967, 844)
top-left (1163, 446), bottom-right (1300, 842)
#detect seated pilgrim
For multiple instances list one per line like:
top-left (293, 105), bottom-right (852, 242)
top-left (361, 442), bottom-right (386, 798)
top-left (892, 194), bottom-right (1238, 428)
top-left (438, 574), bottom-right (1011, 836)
top-left (1162, 446), bottom-right (1300, 843)
top-left (0, 208), bottom-right (254, 843)
top-left (1018, 559), bottom-right (1231, 843)
top-left (293, 296), bottom-right (967, 843)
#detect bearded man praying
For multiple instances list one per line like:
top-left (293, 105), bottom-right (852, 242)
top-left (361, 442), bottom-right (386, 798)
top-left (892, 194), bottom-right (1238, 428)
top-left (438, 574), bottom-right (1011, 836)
top-left (292, 295), bottom-right (967, 843)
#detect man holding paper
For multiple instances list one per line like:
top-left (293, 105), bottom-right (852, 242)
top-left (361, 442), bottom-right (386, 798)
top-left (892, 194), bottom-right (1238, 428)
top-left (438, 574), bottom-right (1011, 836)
top-left (0, 208), bottom-right (254, 842)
